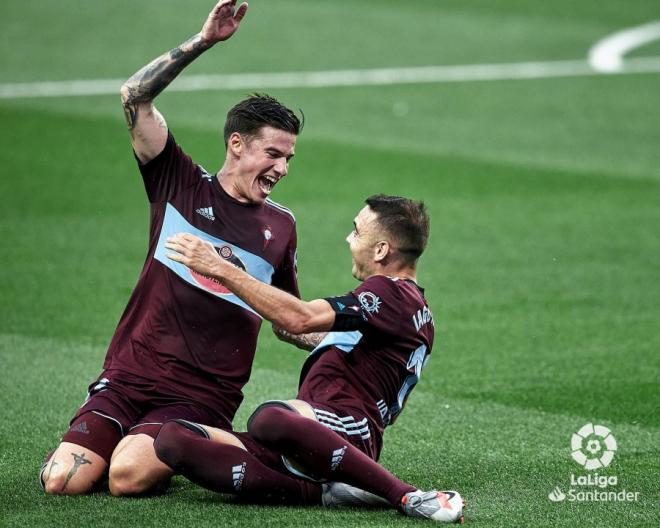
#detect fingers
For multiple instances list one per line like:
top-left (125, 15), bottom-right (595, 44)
top-left (211, 0), bottom-right (246, 20)
top-left (210, 0), bottom-right (234, 19)
top-left (235, 2), bottom-right (248, 21)
top-left (166, 251), bottom-right (184, 264)
top-left (164, 233), bottom-right (199, 255)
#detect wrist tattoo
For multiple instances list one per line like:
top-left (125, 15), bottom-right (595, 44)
top-left (274, 328), bottom-right (327, 352)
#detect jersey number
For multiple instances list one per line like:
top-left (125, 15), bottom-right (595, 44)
top-left (389, 345), bottom-right (428, 423)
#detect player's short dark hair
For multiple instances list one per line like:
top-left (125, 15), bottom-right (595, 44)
top-left (223, 93), bottom-right (303, 147)
top-left (365, 194), bottom-right (430, 265)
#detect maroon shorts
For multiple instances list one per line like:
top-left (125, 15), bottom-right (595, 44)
top-left (66, 370), bottom-right (229, 461)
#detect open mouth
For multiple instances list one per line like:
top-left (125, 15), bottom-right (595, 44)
top-left (257, 175), bottom-right (278, 196)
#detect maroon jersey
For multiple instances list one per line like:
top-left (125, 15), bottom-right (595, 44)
top-left (297, 275), bottom-right (434, 458)
top-left (103, 133), bottom-right (299, 427)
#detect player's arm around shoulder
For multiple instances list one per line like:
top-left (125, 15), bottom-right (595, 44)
top-left (278, 298), bottom-right (336, 336)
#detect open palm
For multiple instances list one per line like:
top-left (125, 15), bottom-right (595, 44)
top-left (201, 0), bottom-right (248, 43)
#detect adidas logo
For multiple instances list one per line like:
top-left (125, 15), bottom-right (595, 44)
top-left (232, 462), bottom-right (246, 491)
top-left (71, 421), bottom-right (90, 435)
top-left (330, 446), bottom-right (347, 471)
top-left (196, 206), bottom-right (215, 221)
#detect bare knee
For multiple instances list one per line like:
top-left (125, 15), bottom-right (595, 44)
top-left (43, 472), bottom-right (68, 495)
top-left (108, 436), bottom-right (172, 496)
top-left (108, 459), bottom-right (148, 496)
top-left (41, 445), bottom-right (106, 495)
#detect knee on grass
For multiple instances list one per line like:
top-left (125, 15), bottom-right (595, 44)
top-left (41, 456), bottom-right (103, 496)
top-left (108, 458), bottom-right (169, 496)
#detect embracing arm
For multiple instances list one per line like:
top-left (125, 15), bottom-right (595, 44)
top-left (165, 233), bottom-right (337, 334)
top-left (272, 325), bottom-right (328, 352)
top-left (121, 0), bottom-right (248, 163)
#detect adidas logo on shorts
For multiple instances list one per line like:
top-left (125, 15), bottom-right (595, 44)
top-left (330, 446), bottom-right (348, 471)
top-left (71, 421), bottom-right (90, 435)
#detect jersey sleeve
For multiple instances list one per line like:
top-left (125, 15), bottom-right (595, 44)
top-left (326, 275), bottom-right (403, 335)
top-left (136, 132), bottom-right (200, 203)
top-left (271, 223), bottom-right (300, 298)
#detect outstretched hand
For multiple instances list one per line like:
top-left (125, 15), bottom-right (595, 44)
top-left (165, 233), bottom-right (226, 278)
top-left (201, 0), bottom-right (248, 44)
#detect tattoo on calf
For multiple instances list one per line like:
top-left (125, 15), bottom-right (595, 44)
top-left (62, 452), bottom-right (92, 490)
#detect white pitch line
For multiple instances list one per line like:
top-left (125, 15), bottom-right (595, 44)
top-left (1, 56), bottom-right (660, 99)
top-left (589, 21), bottom-right (660, 72)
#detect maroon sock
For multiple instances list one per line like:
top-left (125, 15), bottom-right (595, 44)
top-left (248, 406), bottom-right (415, 506)
top-left (154, 421), bottom-right (320, 505)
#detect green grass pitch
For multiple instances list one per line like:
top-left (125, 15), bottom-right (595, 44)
top-left (1, 1), bottom-right (659, 526)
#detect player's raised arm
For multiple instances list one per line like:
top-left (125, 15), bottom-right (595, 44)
top-left (120, 0), bottom-right (248, 163)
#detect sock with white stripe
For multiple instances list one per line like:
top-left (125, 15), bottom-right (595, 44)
top-left (154, 421), bottom-right (321, 505)
top-left (248, 406), bottom-right (415, 506)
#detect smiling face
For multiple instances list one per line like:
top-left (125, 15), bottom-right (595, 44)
top-left (346, 206), bottom-right (382, 281)
top-left (228, 126), bottom-right (296, 204)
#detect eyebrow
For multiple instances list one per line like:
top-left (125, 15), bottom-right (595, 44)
top-left (266, 147), bottom-right (295, 160)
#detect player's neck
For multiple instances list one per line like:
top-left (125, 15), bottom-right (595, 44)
top-left (369, 264), bottom-right (417, 283)
top-left (217, 167), bottom-right (249, 204)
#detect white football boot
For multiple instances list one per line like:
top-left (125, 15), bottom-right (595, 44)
top-left (321, 482), bottom-right (389, 508)
top-left (400, 490), bottom-right (465, 523)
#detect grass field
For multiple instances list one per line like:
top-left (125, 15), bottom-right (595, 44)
top-left (1, 1), bottom-right (659, 526)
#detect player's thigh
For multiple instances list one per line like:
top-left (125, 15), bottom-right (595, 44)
top-left (284, 399), bottom-right (317, 420)
top-left (108, 433), bottom-right (173, 496)
top-left (42, 441), bottom-right (107, 495)
top-left (202, 425), bottom-right (249, 449)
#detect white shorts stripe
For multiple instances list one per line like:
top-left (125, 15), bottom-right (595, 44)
top-left (314, 409), bottom-right (368, 428)
top-left (314, 408), bottom-right (371, 440)
top-left (320, 423), bottom-right (371, 440)
top-left (316, 414), bottom-right (368, 430)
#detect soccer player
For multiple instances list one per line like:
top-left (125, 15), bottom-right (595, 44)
top-left (158, 195), bottom-right (464, 523)
top-left (41, 0), bottom-right (303, 496)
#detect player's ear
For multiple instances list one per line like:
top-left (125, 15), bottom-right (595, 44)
top-left (373, 240), bottom-right (390, 262)
top-left (228, 132), bottom-right (244, 157)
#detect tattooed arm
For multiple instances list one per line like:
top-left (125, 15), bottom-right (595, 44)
top-left (273, 325), bottom-right (328, 352)
top-left (121, 0), bottom-right (248, 163)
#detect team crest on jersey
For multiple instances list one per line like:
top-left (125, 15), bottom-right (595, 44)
top-left (262, 225), bottom-right (274, 250)
top-left (358, 291), bottom-right (381, 315)
top-left (189, 244), bottom-right (246, 294)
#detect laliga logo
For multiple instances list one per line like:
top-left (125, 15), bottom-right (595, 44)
top-left (571, 423), bottom-right (617, 470)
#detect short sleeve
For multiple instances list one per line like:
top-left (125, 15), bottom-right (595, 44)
top-left (136, 132), bottom-right (200, 203)
top-left (350, 276), bottom-right (403, 336)
top-left (271, 223), bottom-right (300, 298)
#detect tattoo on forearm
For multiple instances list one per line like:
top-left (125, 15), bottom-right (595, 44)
top-left (274, 327), bottom-right (327, 352)
top-left (62, 452), bottom-right (91, 490)
top-left (121, 33), bottom-right (209, 130)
